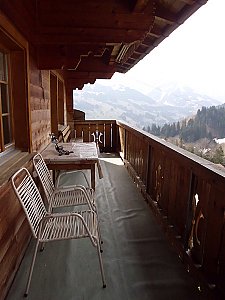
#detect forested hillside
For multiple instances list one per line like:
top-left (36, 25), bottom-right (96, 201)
top-left (145, 105), bottom-right (225, 142)
top-left (144, 105), bottom-right (225, 165)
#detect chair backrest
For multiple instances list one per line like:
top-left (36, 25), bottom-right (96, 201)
top-left (11, 167), bottom-right (47, 238)
top-left (33, 153), bottom-right (55, 205)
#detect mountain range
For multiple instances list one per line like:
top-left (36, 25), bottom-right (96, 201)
top-left (73, 82), bottom-right (223, 129)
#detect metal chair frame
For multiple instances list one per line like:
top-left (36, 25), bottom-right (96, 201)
top-left (33, 153), bottom-right (96, 213)
top-left (11, 167), bottom-right (106, 296)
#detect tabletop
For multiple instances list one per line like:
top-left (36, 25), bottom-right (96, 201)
top-left (41, 142), bottom-right (99, 164)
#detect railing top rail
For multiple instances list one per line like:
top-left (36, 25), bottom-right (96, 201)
top-left (74, 120), bottom-right (117, 124)
top-left (116, 120), bottom-right (225, 181)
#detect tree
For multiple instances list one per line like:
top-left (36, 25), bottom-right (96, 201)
top-left (212, 146), bottom-right (224, 164)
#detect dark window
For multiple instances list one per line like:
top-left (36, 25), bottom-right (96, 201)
top-left (0, 51), bottom-right (13, 151)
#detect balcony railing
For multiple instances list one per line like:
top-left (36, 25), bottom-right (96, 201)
top-left (74, 120), bottom-right (118, 153)
top-left (74, 119), bottom-right (225, 297)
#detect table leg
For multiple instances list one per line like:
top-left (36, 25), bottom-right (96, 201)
top-left (52, 170), bottom-right (56, 185)
top-left (91, 165), bottom-right (95, 190)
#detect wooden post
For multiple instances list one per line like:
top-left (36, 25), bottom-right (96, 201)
top-left (146, 144), bottom-right (152, 196)
top-left (65, 86), bottom-right (74, 129)
top-left (50, 73), bottom-right (58, 134)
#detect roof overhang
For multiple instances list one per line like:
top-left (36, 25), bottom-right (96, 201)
top-left (0, 0), bottom-right (208, 89)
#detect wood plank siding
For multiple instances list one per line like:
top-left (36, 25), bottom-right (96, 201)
top-left (0, 12), bottom-right (66, 300)
top-left (29, 54), bottom-right (51, 152)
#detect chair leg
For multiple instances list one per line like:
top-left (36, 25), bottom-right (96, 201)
top-left (24, 239), bottom-right (40, 297)
top-left (96, 220), bottom-right (103, 252)
top-left (96, 238), bottom-right (106, 288)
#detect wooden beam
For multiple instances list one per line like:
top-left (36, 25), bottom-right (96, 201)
top-left (33, 27), bottom-right (151, 45)
top-left (37, 44), bottom-right (108, 70)
top-left (64, 67), bottom-right (115, 89)
top-left (0, 0), bottom-right (35, 42)
top-left (34, 0), bottom-right (154, 45)
top-left (75, 56), bottom-right (116, 73)
top-left (132, 0), bottom-right (151, 13)
top-left (38, 0), bottom-right (132, 15)
top-left (37, 52), bottom-right (80, 70)
top-left (180, 0), bottom-right (197, 4)
top-left (63, 71), bottom-right (115, 80)
top-left (148, 25), bottom-right (163, 38)
top-left (155, 2), bottom-right (177, 25)
top-left (65, 69), bottom-right (114, 88)
top-left (37, 13), bottom-right (154, 31)
top-left (50, 73), bottom-right (58, 134)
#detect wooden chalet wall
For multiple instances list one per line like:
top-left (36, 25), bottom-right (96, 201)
top-left (0, 12), bottom-right (30, 300)
top-left (0, 10), bottom-right (66, 299)
top-left (29, 52), bottom-right (51, 152)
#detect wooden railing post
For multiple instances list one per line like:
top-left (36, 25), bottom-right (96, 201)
top-left (146, 144), bottom-right (152, 196)
top-left (183, 172), bottom-right (197, 251)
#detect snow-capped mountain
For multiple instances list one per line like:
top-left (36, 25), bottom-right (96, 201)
top-left (73, 83), bottom-right (223, 129)
top-left (148, 83), bottom-right (222, 109)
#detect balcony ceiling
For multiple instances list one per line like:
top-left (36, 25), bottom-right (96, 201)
top-left (0, 0), bottom-right (207, 89)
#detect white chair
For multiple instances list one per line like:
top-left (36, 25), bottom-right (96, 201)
top-left (11, 167), bottom-right (106, 296)
top-left (33, 153), bottom-right (103, 248)
top-left (33, 153), bottom-right (95, 213)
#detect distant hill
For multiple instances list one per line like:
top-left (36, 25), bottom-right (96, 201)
top-left (73, 83), bottom-right (223, 128)
top-left (145, 105), bottom-right (225, 165)
top-left (146, 105), bottom-right (225, 142)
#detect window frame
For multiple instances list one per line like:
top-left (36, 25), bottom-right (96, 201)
top-left (0, 13), bottom-right (31, 158)
top-left (50, 71), bottom-right (66, 134)
top-left (0, 50), bottom-right (14, 152)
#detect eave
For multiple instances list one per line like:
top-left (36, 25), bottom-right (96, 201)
top-left (0, 0), bottom-right (208, 88)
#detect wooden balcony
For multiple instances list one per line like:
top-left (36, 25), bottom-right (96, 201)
top-left (0, 2), bottom-right (212, 298)
top-left (3, 119), bottom-right (225, 299)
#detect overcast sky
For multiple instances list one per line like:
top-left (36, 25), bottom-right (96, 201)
top-left (97, 0), bottom-right (225, 101)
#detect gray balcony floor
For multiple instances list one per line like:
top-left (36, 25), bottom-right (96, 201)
top-left (7, 154), bottom-right (203, 300)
